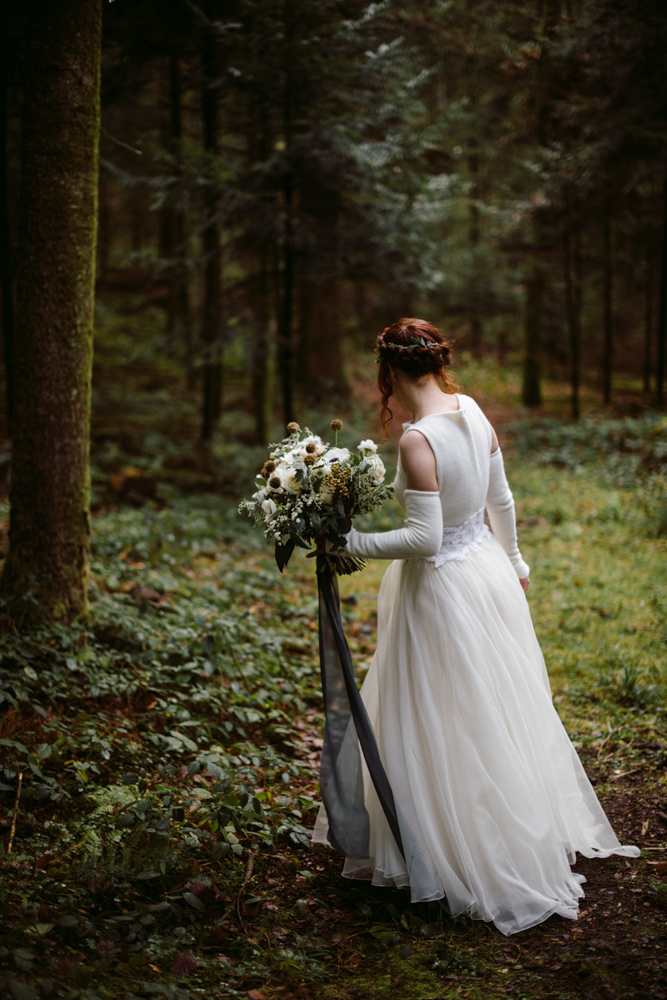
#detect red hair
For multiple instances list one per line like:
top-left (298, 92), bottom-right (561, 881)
top-left (376, 318), bottom-right (459, 435)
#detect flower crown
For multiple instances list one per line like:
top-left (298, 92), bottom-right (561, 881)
top-left (375, 333), bottom-right (447, 362)
top-left (384, 336), bottom-right (441, 352)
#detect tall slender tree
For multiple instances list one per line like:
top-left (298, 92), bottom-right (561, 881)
top-left (564, 195), bottom-right (582, 420)
top-left (643, 242), bottom-right (654, 394)
top-left (0, 6), bottom-right (17, 430)
top-left (658, 169), bottom-right (667, 409)
top-left (1, 0), bottom-right (102, 622)
top-left (200, 3), bottom-right (224, 442)
top-left (601, 205), bottom-right (614, 404)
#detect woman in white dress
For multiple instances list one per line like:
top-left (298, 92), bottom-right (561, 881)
top-left (312, 318), bottom-right (638, 936)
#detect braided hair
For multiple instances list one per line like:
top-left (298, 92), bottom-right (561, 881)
top-left (376, 318), bottom-right (459, 435)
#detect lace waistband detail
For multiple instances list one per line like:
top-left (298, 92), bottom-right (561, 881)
top-left (426, 505), bottom-right (490, 568)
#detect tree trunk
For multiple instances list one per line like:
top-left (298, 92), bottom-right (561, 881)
top-left (168, 53), bottom-right (193, 388)
top-left (0, 12), bottom-right (14, 431)
top-left (468, 150), bottom-right (483, 354)
top-left (564, 215), bottom-right (582, 420)
top-left (200, 15), bottom-right (223, 442)
top-left (657, 168), bottom-right (667, 409)
top-left (296, 180), bottom-right (347, 401)
top-left (1, 0), bottom-right (101, 622)
top-left (297, 270), bottom-right (346, 402)
top-left (277, 1), bottom-right (295, 427)
top-left (278, 170), bottom-right (295, 426)
top-left (520, 0), bottom-right (554, 407)
top-left (601, 207), bottom-right (613, 405)
top-left (131, 191), bottom-right (146, 253)
top-left (643, 242), bottom-right (653, 394)
top-left (251, 252), bottom-right (272, 444)
top-left (522, 261), bottom-right (543, 407)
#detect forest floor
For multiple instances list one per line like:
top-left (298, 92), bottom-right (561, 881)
top-left (1, 356), bottom-right (666, 1000)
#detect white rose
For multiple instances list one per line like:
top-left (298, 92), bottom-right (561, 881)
top-left (358, 438), bottom-right (378, 454)
top-left (286, 472), bottom-right (303, 494)
top-left (325, 447), bottom-right (351, 465)
top-left (368, 455), bottom-right (386, 484)
top-left (261, 498), bottom-right (277, 520)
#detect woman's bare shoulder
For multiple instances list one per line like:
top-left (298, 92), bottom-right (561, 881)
top-left (399, 427), bottom-right (433, 457)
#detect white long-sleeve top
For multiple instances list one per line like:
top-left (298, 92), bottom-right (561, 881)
top-left (345, 394), bottom-right (529, 579)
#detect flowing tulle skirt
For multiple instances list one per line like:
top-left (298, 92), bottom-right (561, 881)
top-left (312, 534), bottom-right (639, 936)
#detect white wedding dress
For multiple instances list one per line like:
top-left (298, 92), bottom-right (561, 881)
top-left (312, 394), bottom-right (639, 936)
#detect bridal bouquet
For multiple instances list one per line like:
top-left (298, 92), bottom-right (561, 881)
top-left (239, 420), bottom-right (392, 574)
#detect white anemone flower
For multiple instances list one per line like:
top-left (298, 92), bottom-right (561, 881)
top-left (324, 446), bottom-right (351, 465)
top-left (301, 434), bottom-right (325, 454)
top-left (309, 461), bottom-right (327, 480)
top-left (267, 464), bottom-right (292, 492)
top-left (358, 438), bottom-right (378, 454)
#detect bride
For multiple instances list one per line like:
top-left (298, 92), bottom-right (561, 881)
top-left (312, 317), bottom-right (638, 936)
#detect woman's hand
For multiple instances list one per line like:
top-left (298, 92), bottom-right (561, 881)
top-left (520, 576), bottom-right (530, 594)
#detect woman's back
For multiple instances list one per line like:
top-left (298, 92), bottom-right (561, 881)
top-left (395, 394), bottom-right (493, 528)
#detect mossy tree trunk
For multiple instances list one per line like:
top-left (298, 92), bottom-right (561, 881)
top-left (1, 0), bottom-right (102, 623)
top-left (0, 5), bottom-right (15, 430)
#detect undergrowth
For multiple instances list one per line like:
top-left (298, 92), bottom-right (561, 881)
top-left (0, 399), bottom-right (666, 1000)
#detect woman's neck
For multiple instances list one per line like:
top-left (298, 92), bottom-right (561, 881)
top-left (396, 374), bottom-right (459, 422)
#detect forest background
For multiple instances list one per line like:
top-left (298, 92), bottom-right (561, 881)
top-left (0, 1), bottom-right (666, 1000)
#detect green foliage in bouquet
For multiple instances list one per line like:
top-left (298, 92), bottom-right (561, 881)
top-left (239, 420), bottom-right (393, 574)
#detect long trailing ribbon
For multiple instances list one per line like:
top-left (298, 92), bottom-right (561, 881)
top-left (316, 555), bottom-right (404, 860)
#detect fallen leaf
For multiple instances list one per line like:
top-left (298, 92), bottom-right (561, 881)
top-left (246, 991), bottom-right (269, 1000)
top-left (242, 896), bottom-right (262, 916)
top-left (655, 861), bottom-right (667, 877)
top-left (170, 952), bottom-right (199, 977)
